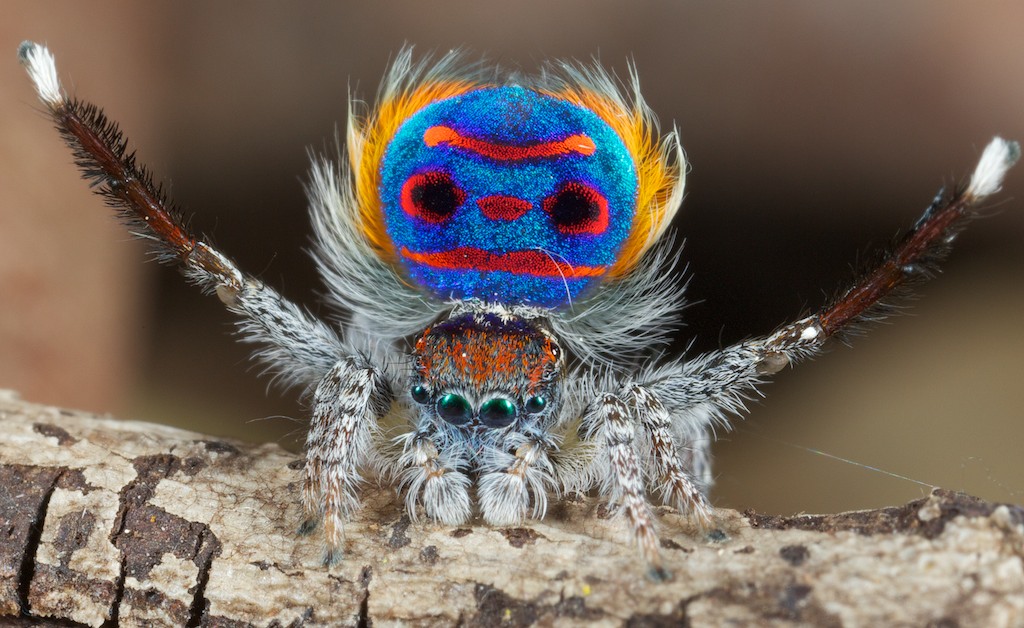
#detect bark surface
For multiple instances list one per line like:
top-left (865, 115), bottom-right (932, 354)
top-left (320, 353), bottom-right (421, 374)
top-left (0, 390), bottom-right (1021, 627)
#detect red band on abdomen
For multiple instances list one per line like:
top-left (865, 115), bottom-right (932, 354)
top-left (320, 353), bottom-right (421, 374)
top-left (402, 246), bottom-right (606, 278)
top-left (424, 125), bottom-right (596, 161)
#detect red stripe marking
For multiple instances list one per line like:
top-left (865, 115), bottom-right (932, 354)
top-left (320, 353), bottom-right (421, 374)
top-left (401, 246), bottom-right (606, 278)
top-left (424, 125), bottom-right (596, 160)
top-left (477, 195), bottom-right (532, 221)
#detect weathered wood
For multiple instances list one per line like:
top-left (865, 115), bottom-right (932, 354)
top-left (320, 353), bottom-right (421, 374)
top-left (1, 389), bottom-right (1022, 626)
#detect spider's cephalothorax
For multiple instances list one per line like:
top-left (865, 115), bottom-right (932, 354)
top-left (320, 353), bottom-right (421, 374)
top-left (20, 41), bottom-right (1018, 578)
top-left (410, 305), bottom-right (563, 432)
top-left (398, 303), bottom-right (565, 527)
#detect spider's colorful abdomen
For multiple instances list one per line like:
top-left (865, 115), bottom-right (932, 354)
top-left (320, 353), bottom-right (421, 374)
top-left (378, 86), bottom-right (638, 306)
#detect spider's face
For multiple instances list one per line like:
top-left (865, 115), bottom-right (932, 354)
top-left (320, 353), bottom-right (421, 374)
top-left (379, 86), bottom-right (639, 307)
top-left (410, 311), bottom-right (563, 433)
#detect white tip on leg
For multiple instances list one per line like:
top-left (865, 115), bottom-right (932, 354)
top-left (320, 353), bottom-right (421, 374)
top-left (967, 137), bottom-right (1021, 199)
top-left (17, 41), bottom-right (64, 106)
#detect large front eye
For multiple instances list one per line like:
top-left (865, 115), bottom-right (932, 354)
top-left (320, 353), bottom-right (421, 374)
top-left (401, 171), bottom-right (465, 223)
top-left (479, 398), bottom-right (516, 428)
top-left (436, 393), bottom-right (472, 425)
top-left (542, 182), bottom-right (609, 235)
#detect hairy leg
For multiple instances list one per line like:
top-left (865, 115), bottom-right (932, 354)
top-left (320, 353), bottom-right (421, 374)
top-left (622, 384), bottom-right (712, 526)
top-left (644, 137), bottom-right (1021, 427)
top-left (583, 393), bottom-right (665, 577)
top-left (19, 42), bottom-right (347, 390)
top-left (303, 359), bottom-right (392, 564)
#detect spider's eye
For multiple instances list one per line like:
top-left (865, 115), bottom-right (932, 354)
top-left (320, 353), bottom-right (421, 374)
top-left (436, 393), bottom-right (472, 425)
top-left (401, 171), bottom-right (464, 223)
top-left (542, 182), bottom-right (609, 235)
top-left (525, 396), bottom-right (547, 415)
top-left (410, 385), bottom-right (430, 404)
top-left (479, 398), bottom-right (516, 428)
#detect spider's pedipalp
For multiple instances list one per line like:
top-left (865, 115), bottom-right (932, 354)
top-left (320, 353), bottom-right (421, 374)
top-left (478, 437), bottom-right (557, 525)
top-left (477, 461), bottom-right (530, 527)
top-left (397, 429), bottom-right (472, 525)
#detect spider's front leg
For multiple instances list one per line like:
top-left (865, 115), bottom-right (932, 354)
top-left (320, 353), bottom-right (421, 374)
top-left (302, 358), bottom-right (392, 564)
top-left (614, 136), bottom-right (1022, 575)
top-left (583, 393), bottom-right (659, 569)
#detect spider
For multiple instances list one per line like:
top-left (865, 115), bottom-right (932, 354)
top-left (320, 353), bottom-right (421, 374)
top-left (19, 41), bottom-right (1018, 579)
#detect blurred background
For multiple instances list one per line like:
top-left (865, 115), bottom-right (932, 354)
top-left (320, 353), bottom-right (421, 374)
top-left (2, 2), bottom-right (1022, 516)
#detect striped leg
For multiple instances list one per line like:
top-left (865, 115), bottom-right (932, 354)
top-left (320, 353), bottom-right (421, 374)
top-left (583, 393), bottom-right (666, 578)
top-left (624, 384), bottom-right (713, 527)
top-left (303, 359), bottom-right (392, 564)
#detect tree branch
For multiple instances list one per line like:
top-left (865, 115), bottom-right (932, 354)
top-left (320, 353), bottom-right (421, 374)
top-left (1, 390), bottom-right (1021, 626)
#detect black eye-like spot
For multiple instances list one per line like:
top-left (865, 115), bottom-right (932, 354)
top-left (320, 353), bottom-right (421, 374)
top-left (401, 171), bottom-right (465, 223)
top-left (525, 396), bottom-right (547, 415)
top-left (411, 385), bottom-right (430, 404)
top-left (542, 182), bottom-right (609, 235)
top-left (479, 398), bottom-right (517, 428)
top-left (436, 393), bottom-right (472, 425)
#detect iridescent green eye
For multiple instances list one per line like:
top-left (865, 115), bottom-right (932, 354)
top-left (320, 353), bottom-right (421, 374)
top-left (479, 398), bottom-right (516, 428)
top-left (436, 393), bottom-right (472, 425)
top-left (525, 396), bottom-right (547, 414)
top-left (411, 385), bottom-right (430, 404)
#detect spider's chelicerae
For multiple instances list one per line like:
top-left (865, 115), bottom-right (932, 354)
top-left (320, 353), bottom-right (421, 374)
top-left (19, 42), bottom-right (1018, 578)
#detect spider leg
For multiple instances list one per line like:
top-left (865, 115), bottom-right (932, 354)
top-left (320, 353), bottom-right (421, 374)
top-left (583, 393), bottom-right (666, 578)
top-left (397, 428), bottom-right (472, 525)
top-left (478, 435), bottom-right (557, 526)
top-left (19, 42), bottom-right (346, 389)
top-left (645, 136), bottom-right (1021, 421)
top-left (302, 358), bottom-right (392, 565)
top-left (622, 384), bottom-right (712, 526)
